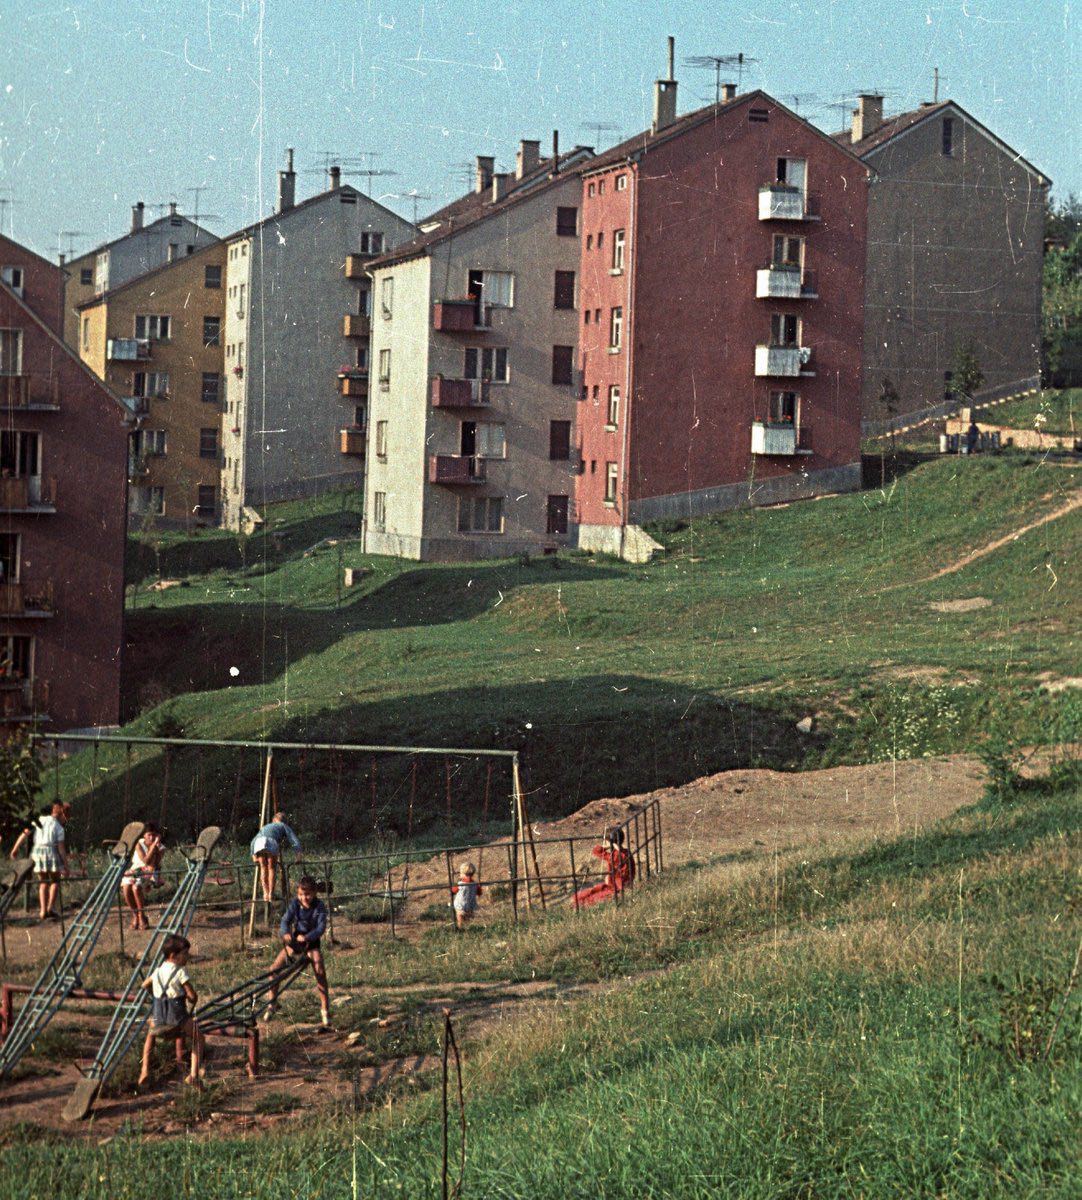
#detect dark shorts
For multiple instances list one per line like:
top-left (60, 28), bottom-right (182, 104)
top-left (288, 938), bottom-right (321, 955)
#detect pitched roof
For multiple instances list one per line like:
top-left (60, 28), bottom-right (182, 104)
top-left (69, 212), bottom-right (218, 267)
top-left (76, 239), bottom-right (224, 310)
top-left (227, 183), bottom-right (412, 242)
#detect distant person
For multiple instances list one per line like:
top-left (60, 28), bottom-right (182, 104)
top-left (573, 827), bottom-right (635, 909)
top-left (138, 933), bottom-right (204, 1091)
top-left (451, 862), bottom-right (483, 929)
top-left (965, 420), bottom-right (980, 455)
top-left (250, 810), bottom-right (301, 904)
top-left (9, 802), bottom-right (68, 920)
top-left (120, 822), bottom-right (164, 931)
top-left (262, 875), bottom-right (330, 1030)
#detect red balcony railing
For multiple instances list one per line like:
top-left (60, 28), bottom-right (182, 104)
top-left (0, 374), bottom-right (61, 411)
top-left (430, 377), bottom-right (491, 408)
top-left (433, 299), bottom-right (483, 332)
top-left (340, 427), bottom-right (366, 456)
top-left (428, 454), bottom-right (487, 485)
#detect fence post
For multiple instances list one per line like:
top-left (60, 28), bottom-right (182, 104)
top-left (386, 856), bottom-right (396, 939)
top-left (569, 839), bottom-right (579, 912)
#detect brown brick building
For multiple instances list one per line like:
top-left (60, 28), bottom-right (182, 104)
top-left (0, 235), bottom-right (129, 730)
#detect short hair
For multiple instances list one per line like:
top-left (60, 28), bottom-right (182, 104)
top-left (298, 875), bottom-right (318, 892)
top-left (143, 821), bottom-right (161, 836)
top-left (604, 827), bottom-right (625, 846)
top-left (460, 862), bottom-right (476, 877)
top-left (273, 811), bottom-right (287, 823)
top-left (162, 934), bottom-right (190, 959)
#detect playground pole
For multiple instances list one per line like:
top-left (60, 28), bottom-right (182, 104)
top-left (247, 749), bottom-right (274, 939)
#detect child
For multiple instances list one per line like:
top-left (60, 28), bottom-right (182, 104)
top-left (262, 875), bottom-right (330, 1029)
top-left (573, 827), bottom-right (635, 909)
top-left (120, 822), bottom-right (164, 931)
top-left (9, 802), bottom-right (68, 920)
top-left (250, 810), bottom-right (302, 904)
top-left (138, 933), bottom-right (204, 1090)
top-left (451, 862), bottom-right (482, 929)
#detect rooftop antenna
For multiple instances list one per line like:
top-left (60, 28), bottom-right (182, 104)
top-left (397, 189), bottom-right (433, 224)
top-left (580, 121), bottom-right (619, 150)
top-left (780, 94), bottom-right (820, 116)
top-left (58, 231), bottom-right (87, 258)
top-left (184, 185), bottom-right (220, 230)
top-left (933, 67), bottom-right (946, 103)
top-left (684, 53), bottom-right (759, 104)
top-left (824, 95), bottom-right (858, 128)
top-left (0, 195), bottom-right (14, 238)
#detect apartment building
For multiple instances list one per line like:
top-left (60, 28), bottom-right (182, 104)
top-left (837, 96), bottom-right (1049, 419)
top-left (77, 241), bottom-right (228, 526)
top-left (0, 235), bottom-right (129, 729)
top-left (574, 48), bottom-right (868, 560)
top-left (63, 202), bottom-right (217, 346)
top-left (219, 157), bottom-right (415, 530)
top-left (362, 141), bottom-right (593, 560)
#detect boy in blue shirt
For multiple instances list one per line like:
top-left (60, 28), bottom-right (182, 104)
top-left (261, 875), bottom-right (330, 1030)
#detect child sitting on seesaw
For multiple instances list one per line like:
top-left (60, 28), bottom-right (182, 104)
top-left (262, 874), bottom-right (331, 1030)
top-left (450, 861), bottom-right (483, 929)
top-left (138, 933), bottom-right (204, 1091)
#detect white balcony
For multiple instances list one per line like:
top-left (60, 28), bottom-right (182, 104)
top-left (758, 186), bottom-right (820, 221)
top-left (756, 267), bottom-right (818, 299)
top-left (107, 338), bottom-right (150, 362)
top-left (755, 345), bottom-right (811, 377)
top-left (751, 421), bottom-right (812, 456)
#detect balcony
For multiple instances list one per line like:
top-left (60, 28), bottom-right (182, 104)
top-left (129, 397), bottom-right (151, 416)
top-left (0, 678), bottom-right (49, 724)
top-left (0, 476), bottom-right (57, 513)
top-left (0, 581), bottom-right (55, 618)
top-left (428, 454), bottom-right (487, 485)
top-left (432, 299), bottom-right (483, 333)
top-left (430, 376), bottom-right (491, 408)
top-left (758, 186), bottom-right (821, 221)
top-left (340, 427), bottom-right (366, 456)
top-left (107, 338), bottom-right (151, 362)
top-left (755, 266), bottom-right (818, 299)
top-left (750, 422), bottom-right (812, 457)
top-left (338, 368), bottom-right (368, 398)
top-left (344, 313), bottom-right (370, 337)
top-left (345, 254), bottom-right (373, 279)
top-left (129, 456), bottom-right (150, 479)
top-left (0, 375), bottom-right (60, 412)
top-left (754, 345), bottom-right (813, 377)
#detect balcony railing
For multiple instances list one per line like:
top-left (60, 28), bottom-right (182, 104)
top-left (344, 313), bottom-right (371, 337)
top-left (0, 476), bottom-right (57, 512)
top-left (432, 299), bottom-right (486, 333)
top-left (754, 345), bottom-right (813, 377)
top-left (0, 678), bottom-right (49, 723)
top-left (0, 374), bottom-right (61, 412)
top-left (340, 427), bottom-right (366, 456)
top-left (428, 454), bottom-right (487, 485)
top-left (345, 254), bottom-right (375, 279)
top-left (339, 370), bottom-right (368, 397)
top-left (755, 266), bottom-right (819, 299)
top-left (430, 377), bottom-right (491, 408)
top-left (0, 581), bottom-right (55, 617)
top-left (758, 186), bottom-right (821, 221)
top-left (750, 421), bottom-right (812, 456)
top-left (107, 338), bottom-right (151, 362)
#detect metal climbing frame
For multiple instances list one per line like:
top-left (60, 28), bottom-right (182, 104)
top-left (0, 823), bottom-right (145, 1081)
top-left (197, 954), bottom-right (309, 1037)
top-left (61, 826), bottom-right (221, 1122)
top-left (0, 859), bottom-right (35, 962)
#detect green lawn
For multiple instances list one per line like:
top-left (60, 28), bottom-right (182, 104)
top-left (984, 387), bottom-right (1079, 436)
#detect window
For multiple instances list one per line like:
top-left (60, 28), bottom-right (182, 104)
top-left (612, 229), bottom-right (625, 271)
top-left (775, 157), bottom-right (807, 191)
top-left (372, 491), bottom-right (386, 531)
top-left (81, 317), bottom-right (90, 351)
top-left (588, 182), bottom-right (596, 198)
top-left (0, 533), bottom-right (20, 583)
top-left (591, 384), bottom-right (599, 401)
top-left (186, 244), bottom-right (194, 255)
top-left (475, 423), bottom-right (506, 459)
top-left (139, 429), bottom-right (167, 457)
top-left (772, 235), bottom-right (803, 267)
top-left (551, 345), bottom-right (574, 386)
top-left (196, 485), bottom-right (217, 515)
top-left (204, 264), bottom-right (222, 288)
top-left (548, 420), bottom-right (572, 461)
top-left (606, 386), bottom-right (620, 428)
top-left (586, 234), bottom-right (593, 251)
top-left (354, 404), bottom-right (366, 428)
top-left (0, 329), bottom-right (23, 375)
top-left (378, 349), bottom-right (391, 388)
top-left (134, 314), bottom-right (171, 341)
top-left (1, 266), bottom-right (23, 294)
top-left (0, 431), bottom-right (39, 477)
top-left (584, 310), bottom-right (591, 325)
top-left (599, 181), bottom-right (606, 195)
top-left (464, 347), bottom-right (509, 382)
top-left (609, 306), bottom-right (623, 351)
top-left (375, 420), bottom-right (388, 459)
top-left (458, 496), bottom-right (503, 533)
top-left (355, 344), bottom-right (369, 370)
top-left (203, 316), bottom-right (221, 347)
top-left (133, 372), bottom-right (169, 398)
top-left (80, 268), bottom-right (93, 285)
top-left (480, 271), bottom-right (514, 308)
top-left (237, 283), bottom-right (245, 313)
top-left (360, 232), bottom-right (384, 254)
top-left (749, 107), bottom-right (769, 123)
top-left (769, 391), bottom-right (798, 424)
top-left (594, 308), bottom-right (601, 323)
top-left (381, 277), bottom-right (394, 317)
top-left (942, 117), bottom-right (954, 156)
top-left (199, 428), bottom-right (219, 459)
top-left (597, 232), bottom-right (604, 249)
top-left (556, 207), bottom-right (578, 236)
top-left (554, 270), bottom-right (576, 310)
top-left (770, 313), bottom-right (799, 346)
top-left (201, 372), bottom-right (221, 404)
top-left (133, 486), bottom-right (165, 516)
top-left (0, 634), bottom-right (33, 680)
top-left (604, 462), bottom-right (618, 504)
top-left (546, 495), bottom-right (569, 535)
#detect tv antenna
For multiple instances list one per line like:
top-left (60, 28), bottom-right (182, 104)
top-left (397, 189), bottom-right (433, 224)
top-left (933, 67), bottom-right (946, 103)
top-left (0, 194), bottom-right (14, 238)
top-left (580, 121), bottom-right (619, 150)
top-left (184, 185), bottom-right (220, 230)
top-left (58, 230), bottom-right (87, 258)
top-left (780, 94), bottom-right (821, 116)
top-left (684, 53), bottom-right (759, 104)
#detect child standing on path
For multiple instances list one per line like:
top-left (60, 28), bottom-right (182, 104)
top-left (138, 934), bottom-right (204, 1090)
top-left (250, 811), bottom-right (302, 904)
top-left (9, 803), bottom-right (68, 920)
top-left (262, 875), bottom-right (330, 1030)
top-left (451, 862), bottom-right (483, 929)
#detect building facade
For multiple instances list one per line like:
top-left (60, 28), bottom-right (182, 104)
top-left (0, 235), bottom-right (129, 730)
top-left (842, 96), bottom-right (1049, 420)
top-left (219, 164), bottom-right (415, 530)
top-left (63, 203), bottom-right (217, 346)
top-left (575, 79), bottom-right (868, 559)
top-left (77, 241), bottom-right (228, 526)
top-left (362, 143), bottom-right (593, 561)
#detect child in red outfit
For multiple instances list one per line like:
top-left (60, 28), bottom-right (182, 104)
top-left (574, 827), bottom-right (635, 908)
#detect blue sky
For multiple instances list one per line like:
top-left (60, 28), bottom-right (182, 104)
top-left (0, 0), bottom-right (1077, 257)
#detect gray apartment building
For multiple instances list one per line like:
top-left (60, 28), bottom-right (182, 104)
top-left (219, 157), bottom-right (415, 529)
top-left (840, 96), bottom-right (1049, 420)
top-left (362, 141), bottom-right (593, 560)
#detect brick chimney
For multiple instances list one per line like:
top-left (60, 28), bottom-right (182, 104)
top-left (516, 139), bottom-right (540, 180)
top-left (475, 156), bottom-right (495, 193)
top-left (328, 164), bottom-right (341, 191)
top-left (278, 147), bottom-right (296, 212)
top-left (852, 94), bottom-right (884, 143)
top-left (652, 36), bottom-right (678, 134)
top-left (131, 201), bottom-right (145, 233)
top-left (491, 173), bottom-right (510, 202)
top-left (721, 83), bottom-right (737, 102)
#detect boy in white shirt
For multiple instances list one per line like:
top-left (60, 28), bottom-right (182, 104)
top-left (138, 934), bottom-right (204, 1090)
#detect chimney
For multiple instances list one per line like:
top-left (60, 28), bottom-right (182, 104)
top-left (278, 147), bottom-right (296, 212)
top-left (491, 173), bottom-right (510, 203)
top-left (652, 36), bottom-right (678, 134)
top-left (168, 201), bottom-right (178, 217)
top-left (551, 130), bottom-right (560, 175)
top-left (475, 156), bottom-right (495, 193)
top-left (516, 139), bottom-right (541, 180)
top-left (721, 83), bottom-right (737, 102)
top-left (852, 93), bottom-right (884, 143)
top-left (328, 164), bottom-right (341, 191)
top-left (131, 201), bottom-right (145, 233)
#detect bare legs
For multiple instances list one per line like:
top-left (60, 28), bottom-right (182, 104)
top-left (253, 853), bottom-right (278, 903)
top-left (138, 1020), bottom-right (204, 1089)
top-left (121, 882), bottom-right (149, 930)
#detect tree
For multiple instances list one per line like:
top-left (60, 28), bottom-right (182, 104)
top-left (1043, 229), bottom-right (1082, 384)
top-left (0, 731), bottom-right (42, 846)
top-left (1046, 193), bottom-right (1082, 247)
top-left (947, 344), bottom-right (985, 404)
